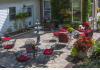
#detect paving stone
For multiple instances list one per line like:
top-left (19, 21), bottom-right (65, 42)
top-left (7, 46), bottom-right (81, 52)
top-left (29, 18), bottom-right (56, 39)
top-left (0, 32), bottom-right (99, 68)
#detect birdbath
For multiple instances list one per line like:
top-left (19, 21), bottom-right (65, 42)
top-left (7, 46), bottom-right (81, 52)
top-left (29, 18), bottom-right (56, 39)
top-left (35, 19), bottom-right (41, 45)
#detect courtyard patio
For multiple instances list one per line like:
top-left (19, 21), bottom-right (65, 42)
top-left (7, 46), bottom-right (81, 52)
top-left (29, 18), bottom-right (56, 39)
top-left (0, 30), bottom-right (100, 68)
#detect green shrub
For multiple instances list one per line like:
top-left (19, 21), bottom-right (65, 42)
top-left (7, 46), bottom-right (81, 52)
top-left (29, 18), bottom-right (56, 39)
top-left (73, 22), bottom-right (82, 29)
top-left (71, 47), bottom-right (79, 57)
top-left (94, 41), bottom-right (100, 53)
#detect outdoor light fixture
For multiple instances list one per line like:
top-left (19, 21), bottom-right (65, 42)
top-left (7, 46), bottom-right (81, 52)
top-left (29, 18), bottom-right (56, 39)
top-left (23, 5), bottom-right (26, 8)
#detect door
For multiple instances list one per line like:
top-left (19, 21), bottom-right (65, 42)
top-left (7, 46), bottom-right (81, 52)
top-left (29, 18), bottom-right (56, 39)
top-left (27, 5), bottom-right (34, 27)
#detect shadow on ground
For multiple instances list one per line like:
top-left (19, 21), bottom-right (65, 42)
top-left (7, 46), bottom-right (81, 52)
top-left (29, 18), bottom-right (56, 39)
top-left (0, 44), bottom-right (65, 68)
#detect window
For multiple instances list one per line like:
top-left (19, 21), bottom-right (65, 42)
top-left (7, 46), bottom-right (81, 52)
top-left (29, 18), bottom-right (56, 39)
top-left (27, 7), bottom-right (32, 17)
top-left (43, 0), bottom-right (51, 20)
top-left (44, 1), bottom-right (50, 10)
top-left (72, 0), bottom-right (81, 21)
top-left (9, 7), bottom-right (16, 20)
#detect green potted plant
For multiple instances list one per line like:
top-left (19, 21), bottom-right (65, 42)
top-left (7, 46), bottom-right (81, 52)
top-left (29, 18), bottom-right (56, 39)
top-left (91, 41), bottom-right (100, 60)
top-left (71, 37), bottom-right (94, 59)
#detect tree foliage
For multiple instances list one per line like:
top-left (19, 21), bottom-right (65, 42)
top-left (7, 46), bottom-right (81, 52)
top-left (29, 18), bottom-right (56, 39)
top-left (82, 0), bottom-right (92, 22)
top-left (51, 0), bottom-right (71, 23)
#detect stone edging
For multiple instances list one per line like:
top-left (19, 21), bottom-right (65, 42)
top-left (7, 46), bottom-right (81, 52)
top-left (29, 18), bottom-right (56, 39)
top-left (11, 29), bottom-right (34, 38)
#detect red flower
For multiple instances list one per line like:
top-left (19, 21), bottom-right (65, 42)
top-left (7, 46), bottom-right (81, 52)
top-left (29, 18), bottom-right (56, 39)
top-left (83, 22), bottom-right (90, 27)
top-left (80, 33), bottom-right (86, 37)
top-left (43, 49), bottom-right (53, 55)
top-left (16, 55), bottom-right (30, 62)
top-left (86, 44), bottom-right (92, 48)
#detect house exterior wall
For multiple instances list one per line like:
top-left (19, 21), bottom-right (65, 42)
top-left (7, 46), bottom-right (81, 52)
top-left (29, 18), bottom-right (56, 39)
top-left (43, 0), bottom-right (51, 20)
top-left (0, 0), bottom-right (40, 36)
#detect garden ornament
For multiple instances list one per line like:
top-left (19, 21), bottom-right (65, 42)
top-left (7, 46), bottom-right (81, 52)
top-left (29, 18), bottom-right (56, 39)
top-left (35, 19), bottom-right (40, 45)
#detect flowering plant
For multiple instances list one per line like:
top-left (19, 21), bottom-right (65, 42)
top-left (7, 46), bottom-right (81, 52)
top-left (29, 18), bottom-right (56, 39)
top-left (83, 22), bottom-right (90, 27)
top-left (75, 37), bottom-right (93, 52)
top-left (67, 27), bottom-right (74, 33)
top-left (71, 37), bottom-right (93, 57)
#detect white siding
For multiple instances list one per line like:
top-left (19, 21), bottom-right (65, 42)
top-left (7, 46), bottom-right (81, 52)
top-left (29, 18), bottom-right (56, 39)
top-left (0, 0), bottom-right (40, 36)
top-left (0, 9), bottom-right (9, 36)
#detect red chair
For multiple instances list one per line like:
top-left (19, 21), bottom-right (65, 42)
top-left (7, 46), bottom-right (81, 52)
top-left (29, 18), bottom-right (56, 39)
top-left (58, 33), bottom-right (69, 43)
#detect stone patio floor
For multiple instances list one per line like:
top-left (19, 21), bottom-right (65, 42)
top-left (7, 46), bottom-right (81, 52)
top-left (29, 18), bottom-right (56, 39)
top-left (0, 31), bottom-right (100, 68)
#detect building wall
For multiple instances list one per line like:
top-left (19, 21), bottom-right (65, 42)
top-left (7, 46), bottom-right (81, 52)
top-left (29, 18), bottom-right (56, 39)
top-left (0, 0), bottom-right (40, 36)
